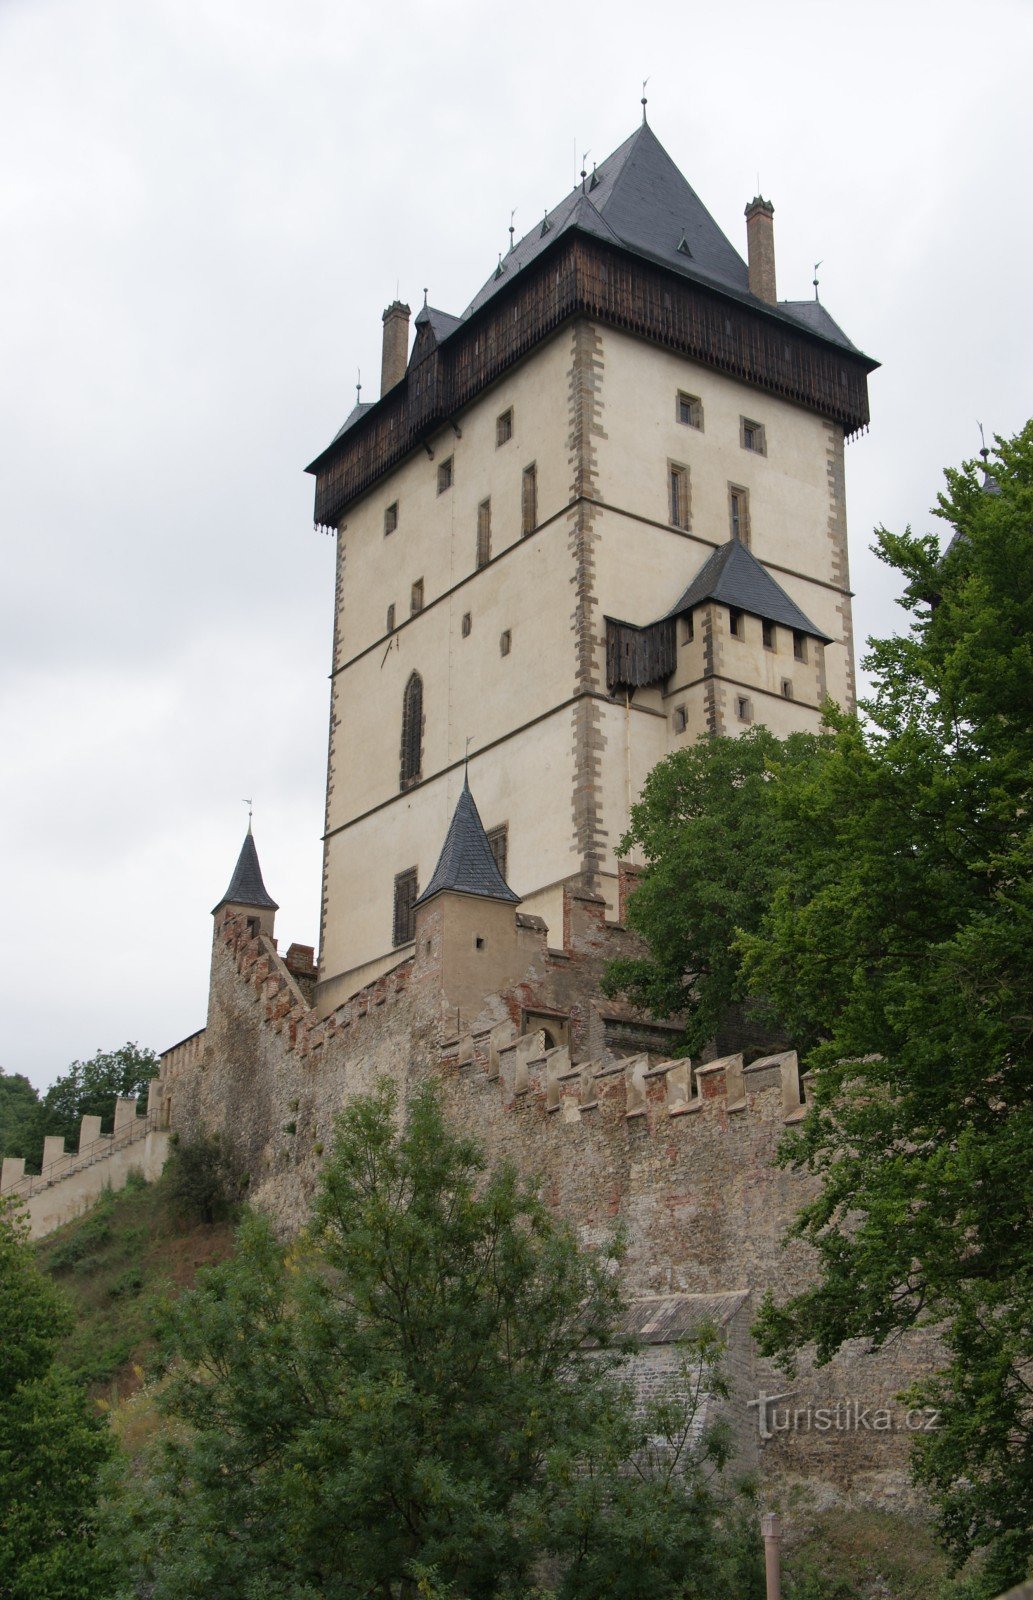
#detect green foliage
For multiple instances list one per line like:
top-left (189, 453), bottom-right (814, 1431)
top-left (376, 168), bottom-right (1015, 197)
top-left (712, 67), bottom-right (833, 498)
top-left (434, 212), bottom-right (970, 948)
top-left (40, 1041), bottom-right (158, 1150)
top-left (114, 1083), bottom-right (757, 1599)
top-left (606, 423), bottom-right (1033, 1582)
top-left (0, 1200), bottom-right (114, 1598)
top-left (163, 1131), bottom-right (242, 1226)
top-left (601, 726), bottom-right (828, 1056)
top-left (0, 1068), bottom-right (44, 1171)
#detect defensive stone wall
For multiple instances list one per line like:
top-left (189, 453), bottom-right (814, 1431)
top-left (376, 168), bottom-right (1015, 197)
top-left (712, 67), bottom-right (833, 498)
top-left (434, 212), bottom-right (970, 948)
top-left (0, 1085), bottom-right (170, 1240)
top-left (157, 887), bottom-right (939, 1506)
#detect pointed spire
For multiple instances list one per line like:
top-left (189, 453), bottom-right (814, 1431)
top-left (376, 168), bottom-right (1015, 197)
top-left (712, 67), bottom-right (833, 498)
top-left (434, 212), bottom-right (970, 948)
top-left (414, 777), bottom-right (519, 908)
top-left (213, 831), bottom-right (279, 914)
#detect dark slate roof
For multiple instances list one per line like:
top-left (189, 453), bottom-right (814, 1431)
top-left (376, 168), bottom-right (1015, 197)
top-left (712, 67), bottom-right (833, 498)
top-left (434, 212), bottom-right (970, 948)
top-left (465, 123), bottom-right (750, 318)
top-left (778, 298), bottom-right (859, 353)
top-left (666, 539), bottom-right (832, 642)
top-left (415, 778), bottom-right (520, 907)
top-left (213, 830), bottom-right (279, 913)
top-left (330, 401), bottom-right (374, 444)
top-left (413, 303), bottom-right (463, 342)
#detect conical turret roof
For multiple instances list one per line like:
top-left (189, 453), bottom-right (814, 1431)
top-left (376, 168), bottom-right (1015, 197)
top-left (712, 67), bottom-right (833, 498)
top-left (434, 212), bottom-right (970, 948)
top-left (415, 778), bottom-right (520, 908)
top-left (213, 829), bottom-right (279, 914)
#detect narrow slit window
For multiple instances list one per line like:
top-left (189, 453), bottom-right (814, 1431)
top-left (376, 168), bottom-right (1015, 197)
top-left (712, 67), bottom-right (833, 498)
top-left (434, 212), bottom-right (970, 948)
top-left (762, 619), bottom-right (775, 650)
top-left (729, 486), bottom-right (750, 544)
top-left (669, 463), bottom-right (690, 529)
top-left (384, 501), bottom-right (398, 535)
top-left (728, 607), bottom-right (745, 640)
top-left (677, 392), bottom-right (703, 429)
top-left (410, 578), bottom-right (424, 616)
top-left (486, 824), bottom-right (508, 882)
top-left (521, 463), bottom-right (538, 535)
top-left (680, 612), bottom-right (694, 644)
top-left (476, 498), bottom-right (491, 568)
top-left (496, 409), bottom-right (513, 446)
top-left (461, 612), bottom-right (472, 638)
top-left (793, 632), bottom-right (808, 663)
top-left (392, 867), bottom-right (418, 947)
top-left (499, 629), bottom-right (512, 657)
top-left (437, 456), bottom-right (453, 494)
top-left (386, 602), bottom-right (396, 633)
top-left (672, 705), bottom-right (688, 733)
top-left (781, 678), bottom-right (795, 700)
top-left (400, 672), bottom-right (423, 789)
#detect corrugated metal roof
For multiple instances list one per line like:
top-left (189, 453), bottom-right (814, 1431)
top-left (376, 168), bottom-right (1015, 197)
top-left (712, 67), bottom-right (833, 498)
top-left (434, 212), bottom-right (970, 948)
top-left (666, 539), bottom-right (832, 642)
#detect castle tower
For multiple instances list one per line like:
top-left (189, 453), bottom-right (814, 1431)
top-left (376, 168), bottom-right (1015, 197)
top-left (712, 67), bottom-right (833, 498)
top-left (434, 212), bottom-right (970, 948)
top-left (212, 826), bottom-right (279, 940)
top-left (307, 122), bottom-right (876, 1013)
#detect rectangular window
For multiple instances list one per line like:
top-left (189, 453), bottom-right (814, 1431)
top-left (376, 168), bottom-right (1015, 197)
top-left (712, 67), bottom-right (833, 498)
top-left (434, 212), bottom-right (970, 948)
top-left (461, 611), bottom-right (472, 638)
top-left (521, 463), bottom-right (538, 535)
top-left (669, 463), bottom-right (690, 529)
top-left (677, 391), bottom-right (703, 429)
top-left (499, 629), bottom-right (512, 656)
top-left (729, 485), bottom-right (750, 545)
top-left (384, 501), bottom-right (398, 535)
top-left (476, 498), bottom-right (492, 568)
top-left (762, 619), bottom-right (775, 651)
top-left (793, 631), bottom-right (808, 662)
top-left (728, 607), bottom-right (744, 640)
top-left (736, 695), bottom-right (753, 724)
top-left (741, 417), bottom-right (766, 454)
top-left (486, 824), bottom-right (508, 881)
top-left (496, 408), bottom-right (513, 446)
top-left (672, 705), bottom-right (688, 733)
top-left (680, 612), bottom-right (694, 644)
top-left (781, 677), bottom-right (795, 700)
top-left (392, 868), bottom-right (418, 947)
top-left (437, 456), bottom-right (453, 494)
top-left (411, 578), bottom-right (424, 616)
top-left (386, 602), bottom-right (396, 633)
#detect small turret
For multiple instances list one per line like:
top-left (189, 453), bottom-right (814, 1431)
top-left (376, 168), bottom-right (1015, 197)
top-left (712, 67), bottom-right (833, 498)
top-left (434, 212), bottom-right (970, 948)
top-left (212, 825), bottom-right (279, 939)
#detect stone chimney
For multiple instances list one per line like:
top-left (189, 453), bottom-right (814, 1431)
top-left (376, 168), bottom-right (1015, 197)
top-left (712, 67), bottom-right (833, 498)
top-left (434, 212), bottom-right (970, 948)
top-left (380, 300), bottom-right (411, 395)
top-left (744, 198), bottom-right (776, 305)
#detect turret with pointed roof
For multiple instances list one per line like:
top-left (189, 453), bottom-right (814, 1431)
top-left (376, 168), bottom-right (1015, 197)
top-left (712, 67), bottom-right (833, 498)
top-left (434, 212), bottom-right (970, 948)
top-left (415, 778), bottom-right (519, 910)
top-left (213, 827), bottom-right (278, 937)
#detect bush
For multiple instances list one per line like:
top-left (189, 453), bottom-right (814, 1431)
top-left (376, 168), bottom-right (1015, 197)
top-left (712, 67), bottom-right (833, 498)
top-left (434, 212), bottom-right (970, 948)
top-left (163, 1132), bottom-right (241, 1226)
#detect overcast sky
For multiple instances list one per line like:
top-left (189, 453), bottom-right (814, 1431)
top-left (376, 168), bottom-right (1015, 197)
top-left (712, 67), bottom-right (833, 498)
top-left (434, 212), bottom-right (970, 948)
top-left (1, 0), bottom-right (1029, 1092)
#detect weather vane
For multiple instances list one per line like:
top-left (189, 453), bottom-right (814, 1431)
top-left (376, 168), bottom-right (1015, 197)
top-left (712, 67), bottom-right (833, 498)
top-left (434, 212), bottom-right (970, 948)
top-left (641, 76), bottom-right (650, 124)
top-left (812, 260), bottom-right (823, 301)
top-left (242, 797), bottom-right (253, 832)
top-left (355, 368), bottom-right (361, 403)
top-left (509, 209), bottom-right (517, 251)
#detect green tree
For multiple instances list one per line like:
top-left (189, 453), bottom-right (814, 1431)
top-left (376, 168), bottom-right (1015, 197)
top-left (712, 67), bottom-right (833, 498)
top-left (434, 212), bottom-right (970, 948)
top-left (605, 423), bottom-right (1033, 1585)
top-left (41, 1043), bottom-right (158, 1150)
top-left (0, 1070), bottom-right (44, 1171)
top-left (115, 1083), bottom-right (757, 1600)
top-left (0, 1200), bottom-right (115, 1599)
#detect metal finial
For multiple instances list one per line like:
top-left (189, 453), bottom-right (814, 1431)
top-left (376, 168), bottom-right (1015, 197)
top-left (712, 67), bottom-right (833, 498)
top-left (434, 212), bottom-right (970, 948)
top-left (509, 208), bottom-right (517, 251)
top-left (977, 420), bottom-right (989, 461)
top-left (356, 368), bottom-right (361, 403)
top-left (464, 735), bottom-right (472, 782)
top-left (423, 286), bottom-right (428, 307)
top-left (580, 150), bottom-right (590, 193)
top-left (641, 76), bottom-right (650, 123)
top-left (242, 797), bottom-right (253, 833)
top-left (812, 260), bottom-right (823, 301)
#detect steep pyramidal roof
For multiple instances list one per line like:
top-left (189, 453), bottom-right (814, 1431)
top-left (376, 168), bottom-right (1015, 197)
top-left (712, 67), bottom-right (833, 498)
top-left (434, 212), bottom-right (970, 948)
top-left (667, 539), bottom-right (831, 642)
top-left (465, 123), bottom-right (749, 318)
top-left (415, 778), bottom-right (520, 908)
top-left (213, 829), bottom-right (279, 913)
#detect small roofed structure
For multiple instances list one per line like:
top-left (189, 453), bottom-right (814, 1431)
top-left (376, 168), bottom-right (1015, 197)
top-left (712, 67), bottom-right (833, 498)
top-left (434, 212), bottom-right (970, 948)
top-left (416, 778), bottom-right (519, 908)
top-left (213, 828), bottom-right (279, 937)
top-left (665, 538), bottom-right (831, 641)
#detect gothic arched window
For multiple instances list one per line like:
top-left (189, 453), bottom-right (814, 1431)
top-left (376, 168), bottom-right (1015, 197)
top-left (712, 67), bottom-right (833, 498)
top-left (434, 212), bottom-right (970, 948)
top-left (400, 672), bottom-right (423, 790)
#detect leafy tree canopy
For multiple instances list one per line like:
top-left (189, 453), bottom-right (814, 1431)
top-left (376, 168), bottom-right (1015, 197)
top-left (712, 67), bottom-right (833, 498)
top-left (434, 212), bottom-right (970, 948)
top-left (606, 423), bottom-right (1033, 1586)
top-left (112, 1083), bottom-right (760, 1600)
top-left (0, 1069), bottom-right (44, 1168)
top-left (0, 1200), bottom-right (115, 1599)
top-left (40, 1042), bottom-right (158, 1153)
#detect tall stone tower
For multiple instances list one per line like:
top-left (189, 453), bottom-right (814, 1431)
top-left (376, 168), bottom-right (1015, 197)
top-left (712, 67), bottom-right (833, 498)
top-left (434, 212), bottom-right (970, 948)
top-left (307, 122), bottom-right (876, 1014)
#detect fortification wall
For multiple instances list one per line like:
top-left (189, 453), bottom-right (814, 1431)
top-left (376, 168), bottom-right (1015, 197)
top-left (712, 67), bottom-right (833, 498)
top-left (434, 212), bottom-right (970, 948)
top-left (158, 890), bottom-right (938, 1505)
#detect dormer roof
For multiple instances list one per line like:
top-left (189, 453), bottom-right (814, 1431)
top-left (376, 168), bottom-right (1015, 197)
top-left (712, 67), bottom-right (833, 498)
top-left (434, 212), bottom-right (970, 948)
top-left (213, 830), bottom-right (279, 914)
top-left (415, 778), bottom-right (520, 908)
top-left (667, 538), bottom-right (832, 642)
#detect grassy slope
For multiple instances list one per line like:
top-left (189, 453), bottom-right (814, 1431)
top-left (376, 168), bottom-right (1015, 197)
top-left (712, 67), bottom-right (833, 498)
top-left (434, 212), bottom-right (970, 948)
top-left (34, 1168), bottom-right (235, 1402)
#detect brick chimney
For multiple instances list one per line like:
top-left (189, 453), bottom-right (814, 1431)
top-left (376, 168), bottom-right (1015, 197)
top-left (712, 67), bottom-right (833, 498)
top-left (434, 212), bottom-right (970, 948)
top-left (380, 300), bottom-right (411, 395)
top-left (744, 198), bottom-right (776, 305)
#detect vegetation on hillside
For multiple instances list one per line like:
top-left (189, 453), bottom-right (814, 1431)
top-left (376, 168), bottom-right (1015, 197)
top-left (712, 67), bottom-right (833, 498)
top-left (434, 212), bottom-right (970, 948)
top-left (604, 423), bottom-right (1033, 1587)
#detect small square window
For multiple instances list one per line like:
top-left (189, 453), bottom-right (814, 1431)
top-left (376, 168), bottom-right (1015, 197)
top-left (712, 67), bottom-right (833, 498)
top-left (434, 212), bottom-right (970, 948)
top-left (677, 391), bottom-right (703, 429)
top-left (386, 602), bottom-right (396, 633)
top-left (496, 409), bottom-right (513, 446)
top-left (521, 463), bottom-right (538, 535)
top-left (762, 619), bottom-right (775, 651)
top-left (437, 456), bottom-right (454, 494)
top-left (741, 417), bottom-right (766, 455)
top-left (384, 501), bottom-right (398, 535)
top-left (680, 612), bottom-right (694, 644)
top-left (729, 486), bottom-right (750, 545)
top-left (672, 705), bottom-right (688, 733)
top-left (793, 632), bottom-right (808, 663)
top-left (728, 607), bottom-right (744, 640)
top-left (475, 936), bottom-right (485, 950)
top-left (411, 578), bottom-right (424, 616)
top-left (499, 629), bottom-right (512, 657)
top-left (461, 611), bottom-right (472, 638)
top-left (669, 463), bottom-right (690, 529)
top-left (736, 695), bottom-right (753, 724)
top-left (781, 678), bottom-right (795, 700)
